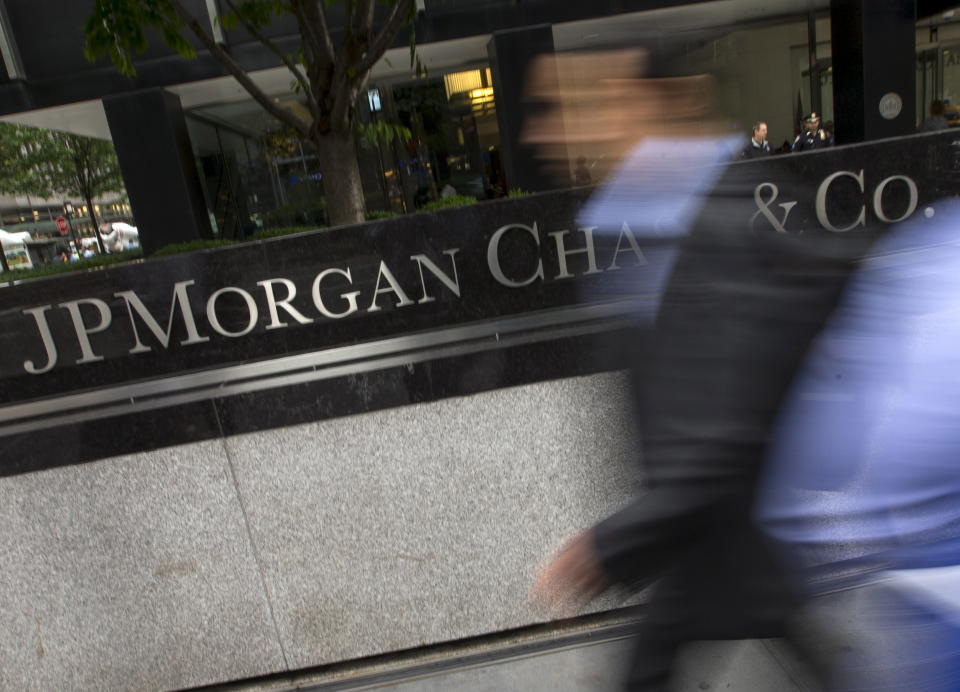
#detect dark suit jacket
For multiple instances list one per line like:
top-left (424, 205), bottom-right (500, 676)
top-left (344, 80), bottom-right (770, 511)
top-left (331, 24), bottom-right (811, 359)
top-left (592, 164), bottom-right (866, 638)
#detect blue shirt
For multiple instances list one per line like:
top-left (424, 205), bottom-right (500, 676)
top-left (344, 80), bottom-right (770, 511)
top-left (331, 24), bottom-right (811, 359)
top-left (758, 200), bottom-right (960, 580)
top-left (576, 136), bottom-right (740, 316)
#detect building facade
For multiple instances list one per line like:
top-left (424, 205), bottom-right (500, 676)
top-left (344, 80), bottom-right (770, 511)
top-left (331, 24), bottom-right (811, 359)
top-left (0, 0), bottom-right (952, 250)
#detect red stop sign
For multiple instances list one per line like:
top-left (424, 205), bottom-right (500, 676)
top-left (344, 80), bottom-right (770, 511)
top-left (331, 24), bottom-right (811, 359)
top-left (55, 216), bottom-right (69, 235)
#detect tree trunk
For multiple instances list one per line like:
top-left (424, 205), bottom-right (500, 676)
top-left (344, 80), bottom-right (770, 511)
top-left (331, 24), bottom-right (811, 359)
top-left (84, 193), bottom-right (107, 255)
top-left (0, 209), bottom-right (8, 272)
top-left (314, 131), bottom-right (366, 227)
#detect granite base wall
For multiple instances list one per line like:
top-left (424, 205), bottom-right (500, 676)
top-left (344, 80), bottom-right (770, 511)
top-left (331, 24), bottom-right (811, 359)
top-left (0, 372), bottom-right (638, 690)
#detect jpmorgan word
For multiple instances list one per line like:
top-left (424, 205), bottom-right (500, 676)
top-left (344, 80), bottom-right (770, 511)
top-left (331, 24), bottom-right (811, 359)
top-left (19, 222), bottom-right (648, 375)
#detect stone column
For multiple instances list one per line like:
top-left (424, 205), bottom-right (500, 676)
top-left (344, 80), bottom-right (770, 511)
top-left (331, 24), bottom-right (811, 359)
top-left (487, 24), bottom-right (555, 192)
top-left (103, 88), bottom-right (212, 256)
top-left (830, 0), bottom-right (916, 144)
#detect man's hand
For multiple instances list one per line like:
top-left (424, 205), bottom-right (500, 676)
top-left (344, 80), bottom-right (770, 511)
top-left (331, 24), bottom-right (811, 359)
top-left (531, 530), bottom-right (610, 615)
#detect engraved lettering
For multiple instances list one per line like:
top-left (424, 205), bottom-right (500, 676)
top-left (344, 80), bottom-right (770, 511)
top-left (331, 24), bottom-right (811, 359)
top-left (22, 305), bottom-right (58, 375)
top-left (487, 222), bottom-right (544, 288)
top-left (257, 278), bottom-right (313, 329)
top-left (607, 222), bottom-right (648, 270)
top-left (367, 261), bottom-right (414, 312)
top-left (206, 287), bottom-right (258, 337)
top-left (61, 298), bottom-right (112, 364)
top-left (549, 227), bottom-right (601, 280)
top-left (410, 249), bottom-right (461, 304)
top-left (750, 183), bottom-right (797, 233)
top-left (311, 268), bottom-right (360, 319)
top-left (816, 170), bottom-right (866, 232)
top-left (873, 175), bottom-right (919, 223)
top-left (115, 281), bottom-right (209, 354)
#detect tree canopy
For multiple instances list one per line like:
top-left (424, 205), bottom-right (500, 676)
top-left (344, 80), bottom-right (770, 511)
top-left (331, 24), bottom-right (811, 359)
top-left (0, 123), bottom-right (124, 219)
top-left (86, 0), bottom-right (417, 226)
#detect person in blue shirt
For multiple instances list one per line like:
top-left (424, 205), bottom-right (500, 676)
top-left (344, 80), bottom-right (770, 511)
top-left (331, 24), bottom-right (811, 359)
top-left (759, 199), bottom-right (960, 691)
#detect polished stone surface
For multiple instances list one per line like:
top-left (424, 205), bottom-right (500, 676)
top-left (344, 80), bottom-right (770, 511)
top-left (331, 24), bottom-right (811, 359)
top-left (2, 130), bottom-right (954, 411)
top-left (0, 398), bottom-right (223, 477)
top-left (0, 190), bottom-right (589, 404)
top-left (1, 329), bottom-right (630, 476)
top-left (224, 372), bottom-right (641, 670)
top-left (0, 132), bottom-right (953, 483)
top-left (213, 329), bottom-right (631, 437)
top-left (0, 440), bottom-right (286, 690)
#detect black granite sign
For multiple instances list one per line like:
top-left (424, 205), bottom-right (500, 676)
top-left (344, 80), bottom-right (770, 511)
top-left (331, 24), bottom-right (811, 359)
top-left (0, 130), bottom-right (956, 463)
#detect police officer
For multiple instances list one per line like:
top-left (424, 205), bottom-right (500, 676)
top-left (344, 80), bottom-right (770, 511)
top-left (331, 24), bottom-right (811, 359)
top-left (791, 112), bottom-right (833, 152)
top-left (740, 120), bottom-right (773, 159)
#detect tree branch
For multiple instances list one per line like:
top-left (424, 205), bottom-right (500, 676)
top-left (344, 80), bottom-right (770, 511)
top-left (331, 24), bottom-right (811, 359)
top-left (343, 0), bottom-right (354, 46)
top-left (329, 0), bottom-right (413, 126)
top-left (291, 0), bottom-right (336, 108)
top-left (289, 4), bottom-right (315, 67)
top-left (358, 0), bottom-right (414, 75)
top-left (169, 0), bottom-right (310, 137)
top-left (294, 0), bottom-right (335, 66)
top-left (222, 0), bottom-right (313, 103)
top-left (352, 0), bottom-right (375, 42)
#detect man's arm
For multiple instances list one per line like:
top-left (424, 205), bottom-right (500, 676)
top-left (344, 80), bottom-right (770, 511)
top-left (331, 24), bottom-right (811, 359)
top-left (532, 482), bottom-right (739, 611)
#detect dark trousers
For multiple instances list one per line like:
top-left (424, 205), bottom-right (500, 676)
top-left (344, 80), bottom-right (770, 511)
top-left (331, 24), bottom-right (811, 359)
top-left (620, 516), bottom-right (802, 691)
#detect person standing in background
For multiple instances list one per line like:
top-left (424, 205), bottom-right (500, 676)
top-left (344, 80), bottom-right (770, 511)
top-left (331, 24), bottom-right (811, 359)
top-left (740, 120), bottom-right (773, 159)
top-left (919, 100), bottom-right (949, 132)
top-left (573, 156), bottom-right (593, 185)
top-left (792, 112), bottom-right (833, 151)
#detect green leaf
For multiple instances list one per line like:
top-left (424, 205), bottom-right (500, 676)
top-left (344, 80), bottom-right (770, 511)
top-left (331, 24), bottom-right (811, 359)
top-left (408, 23), bottom-right (427, 78)
top-left (355, 121), bottom-right (412, 148)
top-left (162, 27), bottom-right (196, 58)
top-left (420, 195), bottom-right (478, 211)
top-left (82, 0), bottom-right (425, 203)
top-left (219, 12), bottom-right (239, 29)
top-left (85, 0), bottom-right (194, 73)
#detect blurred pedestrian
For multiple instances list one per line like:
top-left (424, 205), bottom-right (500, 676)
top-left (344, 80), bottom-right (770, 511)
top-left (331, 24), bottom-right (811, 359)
top-left (759, 198), bottom-right (960, 691)
top-left (527, 47), bottom-right (855, 691)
